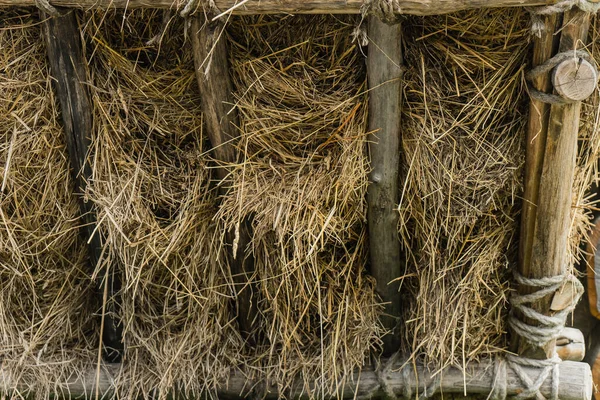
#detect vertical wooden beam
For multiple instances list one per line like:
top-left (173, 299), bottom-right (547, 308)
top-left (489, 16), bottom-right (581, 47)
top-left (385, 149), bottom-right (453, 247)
top-left (191, 17), bottom-right (256, 337)
top-left (515, 9), bottom-right (591, 359)
top-left (42, 9), bottom-right (123, 361)
top-left (366, 16), bottom-right (403, 356)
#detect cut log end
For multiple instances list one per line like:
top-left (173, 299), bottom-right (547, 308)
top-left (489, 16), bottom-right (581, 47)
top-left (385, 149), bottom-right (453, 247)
top-left (552, 57), bottom-right (598, 102)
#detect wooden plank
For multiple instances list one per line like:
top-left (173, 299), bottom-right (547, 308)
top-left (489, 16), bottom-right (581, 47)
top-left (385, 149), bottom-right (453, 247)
top-left (514, 9), bottom-right (591, 359)
top-left (0, 0), bottom-right (580, 15)
top-left (42, 9), bottom-right (123, 361)
top-left (366, 16), bottom-right (403, 356)
top-left (0, 358), bottom-right (592, 400)
top-left (190, 16), bottom-right (256, 337)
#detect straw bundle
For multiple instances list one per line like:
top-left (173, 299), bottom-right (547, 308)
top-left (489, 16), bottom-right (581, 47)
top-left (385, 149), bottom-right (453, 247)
top-left (572, 15), bottom-right (600, 266)
top-left (0, 8), bottom-right (97, 396)
top-left (82, 10), bottom-right (241, 398)
top-left (398, 9), bottom-right (531, 369)
top-left (219, 15), bottom-right (382, 395)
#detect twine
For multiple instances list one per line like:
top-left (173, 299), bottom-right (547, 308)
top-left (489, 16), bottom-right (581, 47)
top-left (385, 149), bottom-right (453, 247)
top-left (509, 272), bottom-right (583, 347)
top-left (526, 50), bottom-right (594, 104)
top-left (490, 355), bottom-right (562, 400)
top-left (528, 0), bottom-right (600, 37)
top-left (180, 0), bottom-right (219, 17)
top-left (360, 0), bottom-right (401, 24)
top-left (35, 0), bottom-right (60, 17)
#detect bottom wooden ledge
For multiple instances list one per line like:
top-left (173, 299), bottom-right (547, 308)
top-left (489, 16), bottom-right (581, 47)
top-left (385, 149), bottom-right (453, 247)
top-left (0, 357), bottom-right (592, 399)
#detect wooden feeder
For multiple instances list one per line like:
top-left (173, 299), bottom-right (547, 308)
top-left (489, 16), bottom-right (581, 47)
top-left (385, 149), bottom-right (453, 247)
top-left (1, 0), bottom-right (600, 399)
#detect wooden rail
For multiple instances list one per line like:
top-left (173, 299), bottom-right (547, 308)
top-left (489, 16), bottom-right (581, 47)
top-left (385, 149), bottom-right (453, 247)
top-left (0, 0), bottom-right (581, 15)
top-left (0, 359), bottom-right (592, 399)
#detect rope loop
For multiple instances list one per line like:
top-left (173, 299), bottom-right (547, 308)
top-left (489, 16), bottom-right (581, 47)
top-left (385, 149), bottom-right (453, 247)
top-left (525, 50), bottom-right (594, 105)
top-left (527, 0), bottom-right (600, 37)
top-left (509, 272), bottom-right (583, 348)
top-left (180, 0), bottom-right (220, 18)
top-left (360, 0), bottom-right (401, 24)
top-left (35, 0), bottom-right (60, 17)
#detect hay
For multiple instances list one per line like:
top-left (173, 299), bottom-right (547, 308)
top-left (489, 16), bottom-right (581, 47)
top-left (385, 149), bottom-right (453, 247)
top-left (82, 10), bottom-right (241, 398)
top-left (573, 14), bottom-right (600, 267)
top-left (219, 15), bottom-right (382, 396)
top-left (398, 9), bottom-right (530, 369)
top-left (0, 8), bottom-right (97, 397)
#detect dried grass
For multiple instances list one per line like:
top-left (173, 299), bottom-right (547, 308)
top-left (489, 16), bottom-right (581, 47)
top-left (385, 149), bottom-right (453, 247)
top-left (572, 15), bottom-right (600, 266)
top-left (398, 9), bottom-right (530, 369)
top-left (81, 10), bottom-right (241, 399)
top-left (2, 6), bottom-right (600, 398)
top-left (219, 15), bottom-right (383, 396)
top-left (0, 8), bottom-right (97, 398)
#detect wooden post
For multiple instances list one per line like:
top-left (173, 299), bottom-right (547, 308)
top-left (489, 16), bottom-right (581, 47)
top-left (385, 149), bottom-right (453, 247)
top-left (0, 358), bottom-right (592, 400)
top-left (0, 0), bottom-right (590, 16)
top-left (366, 16), bottom-right (403, 356)
top-left (190, 16), bottom-right (256, 337)
top-left (42, 9), bottom-right (123, 361)
top-left (515, 9), bottom-right (593, 359)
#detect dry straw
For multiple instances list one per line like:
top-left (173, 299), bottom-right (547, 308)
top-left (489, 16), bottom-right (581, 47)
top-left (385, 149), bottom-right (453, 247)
top-left (220, 14), bottom-right (383, 396)
top-left (81, 9), bottom-right (241, 399)
top-left (0, 8), bottom-right (97, 398)
top-left (398, 9), bottom-right (530, 369)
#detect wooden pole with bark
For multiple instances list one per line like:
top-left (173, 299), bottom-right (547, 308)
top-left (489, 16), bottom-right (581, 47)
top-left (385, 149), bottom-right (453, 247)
top-left (366, 16), bottom-right (403, 356)
top-left (190, 16), bottom-right (256, 337)
top-left (0, 0), bottom-right (588, 15)
top-left (0, 358), bottom-right (591, 400)
top-left (42, 9), bottom-right (123, 361)
top-left (515, 8), bottom-right (595, 359)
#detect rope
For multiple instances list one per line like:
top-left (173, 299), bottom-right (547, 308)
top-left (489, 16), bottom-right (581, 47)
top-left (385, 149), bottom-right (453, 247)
top-left (180, 0), bottom-right (219, 17)
top-left (489, 354), bottom-right (562, 400)
top-left (35, 0), bottom-right (60, 17)
top-left (508, 272), bottom-right (583, 347)
top-left (487, 272), bottom-right (584, 399)
top-left (527, 0), bottom-right (600, 37)
top-left (375, 352), bottom-right (402, 400)
top-left (525, 50), bottom-right (594, 104)
top-left (360, 0), bottom-right (401, 25)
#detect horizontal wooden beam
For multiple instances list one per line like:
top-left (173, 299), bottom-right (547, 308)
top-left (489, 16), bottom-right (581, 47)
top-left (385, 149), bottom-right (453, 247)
top-left (0, 358), bottom-right (592, 399)
top-left (0, 0), bottom-right (575, 15)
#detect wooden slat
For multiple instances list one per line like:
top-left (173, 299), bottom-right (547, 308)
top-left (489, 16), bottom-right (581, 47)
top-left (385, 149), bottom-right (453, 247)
top-left (43, 9), bottom-right (123, 361)
top-left (191, 16), bottom-right (256, 337)
top-left (0, 0), bottom-right (575, 15)
top-left (366, 16), bottom-right (403, 356)
top-left (514, 9), bottom-right (591, 359)
top-left (0, 358), bottom-right (592, 400)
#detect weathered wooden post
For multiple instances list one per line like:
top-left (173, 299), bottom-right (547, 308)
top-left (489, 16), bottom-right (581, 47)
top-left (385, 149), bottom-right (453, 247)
top-left (190, 15), bottom-right (257, 337)
top-left (514, 7), bottom-right (595, 359)
top-left (366, 16), bottom-right (403, 356)
top-left (42, 8), bottom-right (123, 362)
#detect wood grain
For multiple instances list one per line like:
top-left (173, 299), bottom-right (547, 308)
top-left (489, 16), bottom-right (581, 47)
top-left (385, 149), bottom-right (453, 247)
top-left (191, 16), bottom-right (256, 337)
top-left (0, 359), bottom-right (592, 400)
top-left (0, 0), bottom-right (575, 15)
top-left (515, 9), bottom-right (591, 360)
top-left (43, 8), bottom-right (123, 361)
top-left (366, 16), bottom-right (403, 356)
top-left (553, 58), bottom-right (598, 102)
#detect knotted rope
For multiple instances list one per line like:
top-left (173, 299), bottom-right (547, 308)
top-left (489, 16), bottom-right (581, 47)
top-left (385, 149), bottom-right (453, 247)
top-left (490, 355), bottom-right (562, 400)
top-left (509, 272), bottom-right (583, 347)
top-left (360, 0), bottom-right (401, 25)
top-left (526, 50), bottom-right (594, 104)
top-left (527, 0), bottom-right (600, 37)
top-left (488, 271), bottom-right (584, 400)
top-left (34, 0), bottom-right (60, 17)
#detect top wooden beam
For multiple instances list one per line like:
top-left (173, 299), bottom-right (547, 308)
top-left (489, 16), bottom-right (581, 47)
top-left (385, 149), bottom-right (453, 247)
top-left (0, 0), bottom-right (578, 15)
